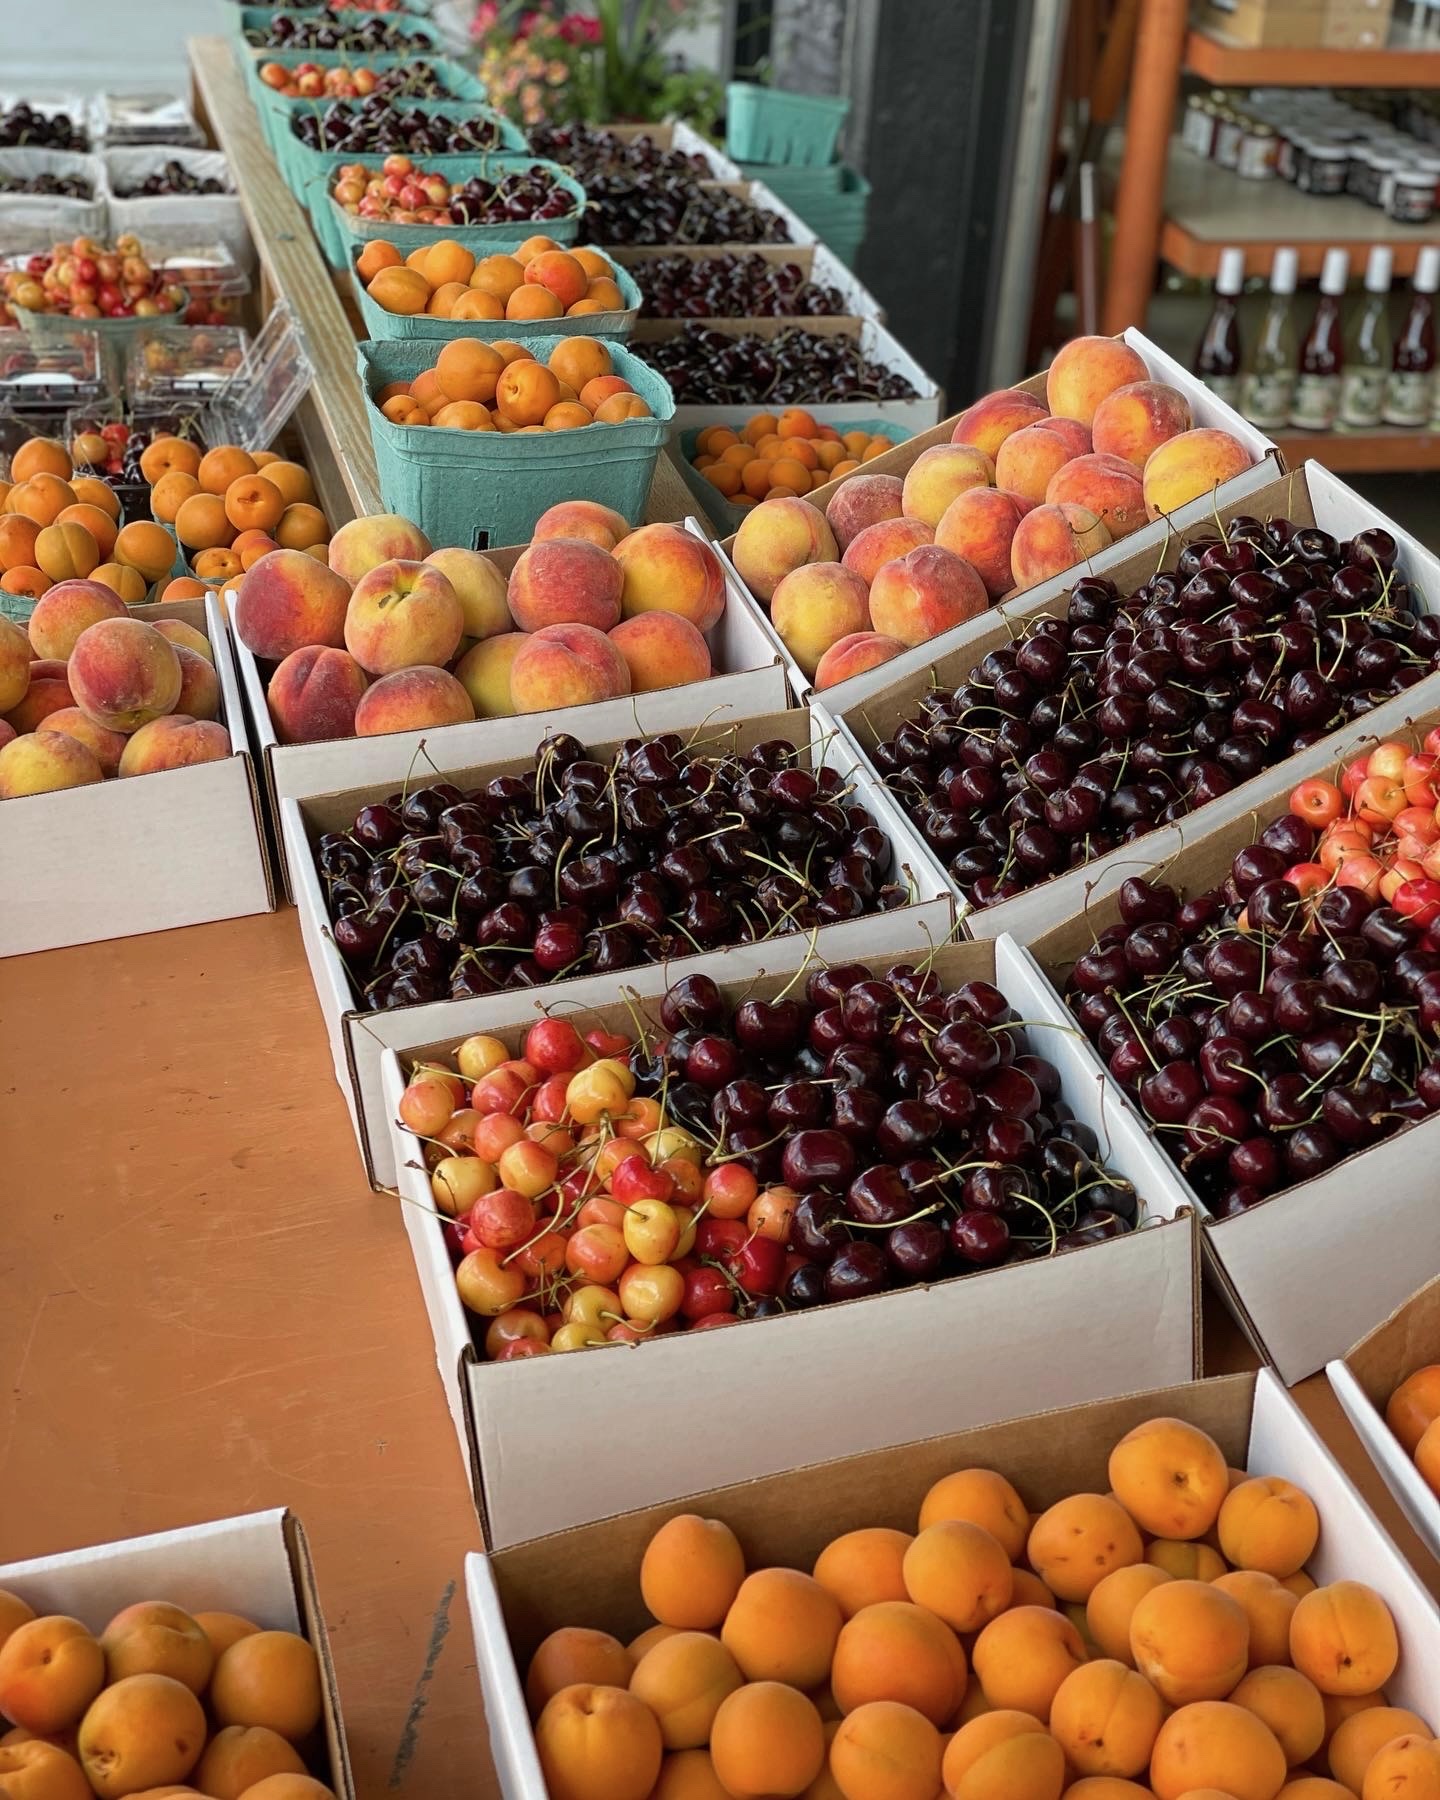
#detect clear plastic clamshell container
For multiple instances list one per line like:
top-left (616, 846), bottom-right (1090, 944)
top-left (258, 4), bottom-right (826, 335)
top-left (126, 323), bottom-right (252, 403)
top-left (200, 300), bottom-right (314, 452)
top-left (147, 238), bottom-right (252, 305)
top-left (0, 324), bottom-right (106, 410)
top-left (96, 93), bottom-right (206, 148)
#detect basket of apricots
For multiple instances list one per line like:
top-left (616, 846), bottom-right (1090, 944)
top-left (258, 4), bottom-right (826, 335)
top-left (360, 333), bottom-right (673, 548)
top-left (141, 436), bottom-right (332, 594)
top-left (0, 1585), bottom-right (342, 1799)
top-left (354, 233), bottom-right (641, 341)
top-left (0, 433), bottom-right (183, 616)
top-left (488, 1404), bottom-right (1438, 1800)
top-left (684, 410), bottom-right (907, 528)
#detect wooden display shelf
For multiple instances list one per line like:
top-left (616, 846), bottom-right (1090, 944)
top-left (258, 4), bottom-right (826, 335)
top-left (1275, 427), bottom-right (1440, 473)
top-left (1161, 143), bottom-right (1438, 279)
top-left (186, 35), bottom-right (694, 532)
top-left (1185, 27), bottom-right (1440, 87)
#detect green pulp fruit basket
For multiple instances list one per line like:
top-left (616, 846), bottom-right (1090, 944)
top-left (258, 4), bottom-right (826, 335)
top-left (251, 55), bottom-right (484, 161)
top-left (725, 82), bottom-right (850, 167)
top-left (740, 161), bottom-right (871, 269)
top-left (233, 6), bottom-right (439, 69)
top-left (357, 335), bottom-right (675, 550)
top-left (675, 417), bottom-right (912, 534)
top-left (350, 247), bottom-right (640, 343)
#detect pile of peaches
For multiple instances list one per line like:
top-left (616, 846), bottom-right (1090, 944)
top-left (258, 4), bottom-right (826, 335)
top-left (139, 437), bottom-right (333, 590)
top-left (0, 584), bottom-right (229, 798)
top-left (691, 412), bottom-right (899, 508)
top-left (359, 233), bottom-right (629, 324)
top-left (1387, 1361), bottom-right (1440, 1498)
top-left (374, 333), bottom-right (653, 435)
top-left (0, 1585), bottom-right (334, 1799)
top-left (518, 1414), bottom-right (1432, 1800)
top-left (231, 501), bottom-right (726, 743)
top-left (729, 336), bottom-right (1257, 690)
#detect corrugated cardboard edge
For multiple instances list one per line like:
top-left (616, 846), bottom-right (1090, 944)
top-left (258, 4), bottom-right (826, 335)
top-left (283, 1512), bottom-right (358, 1800)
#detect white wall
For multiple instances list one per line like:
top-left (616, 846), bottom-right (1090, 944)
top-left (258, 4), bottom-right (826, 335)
top-left (3, 0), bottom-right (230, 98)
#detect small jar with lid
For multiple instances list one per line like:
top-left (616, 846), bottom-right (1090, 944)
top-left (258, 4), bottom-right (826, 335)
top-left (1297, 141), bottom-right (1350, 195)
top-left (1388, 167), bottom-right (1436, 223)
top-left (1214, 110), bottom-right (1244, 170)
top-left (1182, 93), bottom-right (1215, 159)
top-left (1237, 121), bottom-right (1278, 180)
top-left (1368, 152), bottom-right (1405, 208)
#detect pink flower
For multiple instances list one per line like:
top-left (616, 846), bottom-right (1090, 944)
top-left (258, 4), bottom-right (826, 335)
top-left (469, 0), bottom-right (499, 36)
top-left (517, 9), bottom-right (542, 35)
top-left (558, 12), bottom-right (602, 42)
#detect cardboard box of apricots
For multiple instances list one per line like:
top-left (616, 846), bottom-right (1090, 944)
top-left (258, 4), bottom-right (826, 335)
top-left (223, 517), bottom-right (790, 898)
top-left (827, 462), bottom-right (1440, 948)
top-left (0, 1507), bottom-right (355, 1800)
top-left (283, 709), bottom-right (955, 1184)
top-left (1330, 1274), bottom-right (1440, 1568)
top-left (1024, 687), bottom-right (1440, 1388)
top-left (381, 928), bottom-right (1201, 1548)
top-left (0, 592), bottom-right (273, 958)
top-left (718, 328), bottom-right (1281, 712)
top-left (466, 1369), bottom-right (1440, 1800)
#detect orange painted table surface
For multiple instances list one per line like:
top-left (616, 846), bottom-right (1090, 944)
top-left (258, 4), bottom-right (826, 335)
top-left (1, 910), bottom-right (1437, 1800)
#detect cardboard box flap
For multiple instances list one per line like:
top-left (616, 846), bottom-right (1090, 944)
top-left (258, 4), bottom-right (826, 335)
top-left (1343, 1273), bottom-right (1440, 1410)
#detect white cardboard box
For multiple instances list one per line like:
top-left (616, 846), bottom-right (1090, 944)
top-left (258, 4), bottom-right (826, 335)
top-left (720, 327), bottom-right (1283, 713)
top-left (385, 928), bottom-right (1199, 1548)
top-left (465, 1369), bottom-right (1440, 1800)
top-left (0, 591), bottom-right (274, 958)
top-left (0, 1508), bottom-right (355, 1800)
top-left (826, 462), bottom-right (1440, 948)
top-left (224, 518), bottom-right (789, 898)
top-left (281, 706), bottom-right (955, 1186)
top-left (1023, 694), bottom-right (1440, 1386)
top-left (1329, 1275), bottom-right (1440, 1566)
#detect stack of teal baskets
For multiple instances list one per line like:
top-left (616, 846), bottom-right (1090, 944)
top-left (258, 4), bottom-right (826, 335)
top-left (726, 81), bottom-right (869, 270)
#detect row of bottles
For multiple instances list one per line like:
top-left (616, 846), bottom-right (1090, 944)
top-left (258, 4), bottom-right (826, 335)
top-left (1194, 243), bottom-right (1440, 432)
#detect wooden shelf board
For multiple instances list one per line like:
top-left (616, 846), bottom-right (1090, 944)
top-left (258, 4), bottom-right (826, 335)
top-left (1161, 142), bottom-right (1437, 278)
top-left (1274, 428), bottom-right (1440, 472)
top-left (1185, 27), bottom-right (1440, 87)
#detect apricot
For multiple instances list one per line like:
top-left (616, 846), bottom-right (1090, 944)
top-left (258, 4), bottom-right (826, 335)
top-left (197, 447), bottom-right (257, 497)
top-left (77, 1674), bottom-right (205, 1798)
top-left (526, 1629), bottom-right (632, 1717)
top-left (1387, 1366), bottom-right (1440, 1456)
top-left (192, 1726), bottom-right (304, 1800)
top-left (829, 1602), bottom-right (966, 1725)
top-left (0, 1620), bottom-right (104, 1733)
top-left (193, 1615), bottom-right (259, 1662)
top-left (209, 1631), bottom-right (321, 1742)
top-left (115, 521), bottom-right (179, 583)
top-left (918, 1469), bottom-right (1028, 1559)
top-left (1063, 1784), bottom-right (1156, 1800)
top-left (496, 360), bottom-right (562, 425)
top-left (274, 506), bottom-right (329, 552)
top-left (971, 1606), bottom-right (1086, 1720)
top-left (356, 239), bottom-right (402, 282)
top-left (34, 521), bottom-right (100, 583)
top-left (1216, 1480), bottom-right (1318, 1581)
top-left (12, 438), bottom-right (71, 482)
top-left (943, 1710), bottom-right (1066, 1800)
top-left (89, 563), bottom-right (146, 603)
top-left (507, 285), bottom-right (565, 320)
top-left (0, 1739), bottom-right (90, 1800)
top-left (70, 477), bottom-right (120, 520)
top-left (0, 514), bottom-right (41, 571)
top-left (0, 1594), bottom-right (36, 1656)
top-left (829, 1701), bottom-right (941, 1800)
top-left (535, 1684), bottom-right (665, 1800)
top-left (1141, 430), bottom-right (1254, 523)
top-left (1010, 1570), bottom-right (1059, 1610)
top-left (56, 504), bottom-right (117, 562)
top-left (139, 437), bottom-right (202, 484)
top-left (1278, 1784), bottom-right (1353, 1800)
top-left (1360, 1736), bottom-right (1440, 1800)
top-left (151, 471), bottom-right (202, 526)
top-left (642, 1517), bottom-right (746, 1631)
top-left (1289, 1584), bottom-right (1398, 1697)
top-left (1211, 1573), bottom-right (1297, 1669)
top-left (900, 1521), bottom-right (1011, 1633)
top-left (1230, 1667), bottom-right (1325, 1766)
top-left (710, 1684), bottom-right (824, 1800)
top-left (721, 1569), bottom-right (841, 1690)
top-left (629, 1633), bottom-right (743, 1750)
top-left (100, 1604), bottom-right (212, 1694)
top-left (1050, 1660), bottom-right (1164, 1779)
top-left (813, 1531), bottom-right (913, 1620)
top-left (1330, 1707), bottom-right (1435, 1793)
top-left (1030, 1495), bottom-right (1145, 1603)
top-left (1147, 1543), bottom-right (1227, 1583)
top-left (1130, 1580), bottom-right (1249, 1706)
top-left (1150, 1701), bottom-right (1287, 1800)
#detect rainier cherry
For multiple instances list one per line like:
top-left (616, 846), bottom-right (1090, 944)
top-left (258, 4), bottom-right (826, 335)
top-left (564, 1284), bottom-right (619, 1327)
top-left (622, 1197), bottom-right (682, 1266)
top-left (456, 1033), bottom-right (508, 1081)
top-left (1290, 779), bottom-right (1343, 828)
top-left (456, 1249), bottom-right (526, 1316)
top-left (398, 1076), bottom-right (455, 1138)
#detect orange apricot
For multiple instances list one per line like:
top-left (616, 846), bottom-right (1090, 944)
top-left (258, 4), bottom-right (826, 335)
top-left (224, 474), bottom-right (286, 534)
top-left (1211, 1572), bottom-right (1298, 1669)
top-left (57, 504), bottom-right (117, 561)
top-left (192, 1726), bottom-right (304, 1800)
top-left (1418, 1418), bottom-right (1440, 1497)
top-left (629, 1625), bottom-right (684, 1660)
top-left (1029, 1495), bottom-right (1145, 1602)
top-left (1109, 1418), bottom-right (1230, 1541)
top-left (1149, 1701), bottom-right (1288, 1800)
top-left (901, 1522), bottom-right (1012, 1632)
top-left (496, 360), bottom-right (562, 426)
top-left (1289, 1583), bottom-right (1398, 1697)
top-left (100, 1604), bottom-right (212, 1694)
top-left (436, 340), bottom-right (505, 406)
top-left (1010, 1569), bottom-right (1059, 1610)
top-left (209, 1631), bottom-right (321, 1742)
top-left (77, 1673), bottom-right (206, 1799)
top-left (1278, 1783), bottom-right (1354, 1800)
top-left (1217, 1480), bottom-right (1319, 1580)
top-left (1387, 1366), bottom-right (1440, 1456)
top-left (1229, 1666), bottom-right (1326, 1766)
top-left (721, 1569), bottom-right (842, 1690)
top-left (943, 1711), bottom-right (1066, 1800)
top-left (1360, 1736), bottom-right (1440, 1800)
top-left (0, 1740), bottom-right (91, 1800)
top-left (70, 476), bottom-right (120, 520)
top-left (629, 1633), bottom-right (743, 1750)
top-left (829, 1602), bottom-right (967, 1726)
top-left (471, 254), bottom-right (526, 301)
top-left (274, 505), bottom-right (328, 552)
top-left (595, 393), bottom-right (651, 422)
top-left (356, 239), bottom-right (402, 282)
top-left (1130, 1580), bottom-right (1249, 1706)
top-left (426, 239), bottom-right (477, 287)
top-left (536, 1684), bottom-right (663, 1800)
top-left (641, 1517), bottom-right (746, 1630)
top-left (710, 1683), bottom-right (825, 1800)
top-left (1049, 1660), bottom-right (1164, 1779)
top-left (918, 1470), bottom-right (1028, 1560)
top-left (192, 1614), bottom-right (258, 1662)
top-left (1063, 1783), bottom-right (1156, 1800)
top-left (507, 285), bottom-right (564, 320)
top-left (549, 336), bottom-right (612, 392)
top-left (0, 1619), bottom-right (105, 1733)
top-left (829, 1701), bottom-right (941, 1800)
top-left (971, 1607), bottom-right (1086, 1721)
top-left (196, 447), bottom-right (257, 496)
top-left (525, 1629), bottom-right (632, 1716)
top-left (813, 1530), bottom-right (913, 1620)
top-left (0, 1593), bottom-right (36, 1655)
top-left (12, 438), bottom-right (71, 482)
top-left (1088, 1566), bottom-right (1175, 1666)
top-left (1147, 1541), bottom-right (1228, 1582)
top-left (543, 403), bottom-right (595, 432)
top-left (1329, 1706), bottom-right (1435, 1793)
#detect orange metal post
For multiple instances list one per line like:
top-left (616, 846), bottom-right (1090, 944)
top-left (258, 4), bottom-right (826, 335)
top-left (1102, 0), bottom-right (1189, 334)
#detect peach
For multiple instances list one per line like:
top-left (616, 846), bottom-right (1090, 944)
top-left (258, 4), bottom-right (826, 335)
top-left (0, 723), bottom-right (14, 753)
top-left (1011, 502), bottom-right (1113, 588)
top-left (327, 513), bottom-right (431, 584)
top-left (354, 666), bottom-right (475, 736)
top-left (934, 488), bottom-right (1030, 599)
top-left (995, 422), bottom-right (1083, 505)
top-left (814, 631), bottom-right (906, 691)
top-left (532, 500), bottom-right (631, 552)
top-left (770, 562), bottom-right (871, 678)
top-left (118, 716), bottom-right (231, 776)
top-left (69, 618), bottom-right (182, 731)
top-left (454, 633), bottom-right (526, 717)
top-left (1046, 454), bottom-right (1146, 539)
top-left (509, 539), bottom-right (623, 633)
top-left (43, 707), bottom-right (127, 776)
top-left (900, 444), bottom-right (995, 529)
top-left (510, 622), bottom-right (631, 712)
top-left (5, 674), bottom-right (74, 735)
top-left (825, 473), bottom-right (905, 550)
top-left (174, 647), bottom-right (219, 721)
top-left (423, 548), bottom-right (511, 640)
top-left (951, 389), bottom-right (1051, 460)
top-left (1092, 381), bottom-right (1194, 469)
top-left (232, 550), bottom-right (351, 661)
top-left (268, 647), bottom-right (369, 744)
top-left (0, 729), bottom-right (103, 797)
top-left (609, 612), bottom-right (711, 692)
top-left (26, 579), bottom-right (124, 661)
top-left (344, 560), bottom-right (463, 673)
top-left (733, 496), bottom-right (838, 602)
top-left (0, 615), bottom-right (30, 712)
top-left (840, 518), bottom-right (934, 587)
top-left (1142, 428), bottom-right (1255, 522)
top-left (1047, 336), bottom-right (1150, 427)
top-left (614, 524), bottom-right (726, 632)
top-left (868, 544), bottom-right (988, 648)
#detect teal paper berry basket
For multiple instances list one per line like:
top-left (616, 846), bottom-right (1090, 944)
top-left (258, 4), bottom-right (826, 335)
top-left (233, 6), bottom-right (439, 72)
top-left (725, 82), bottom-right (850, 168)
top-left (675, 417), bottom-right (911, 534)
top-left (357, 334), bottom-right (674, 549)
top-left (251, 55), bottom-right (485, 162)
top-left (349, 246), bottom-right (639, 342)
